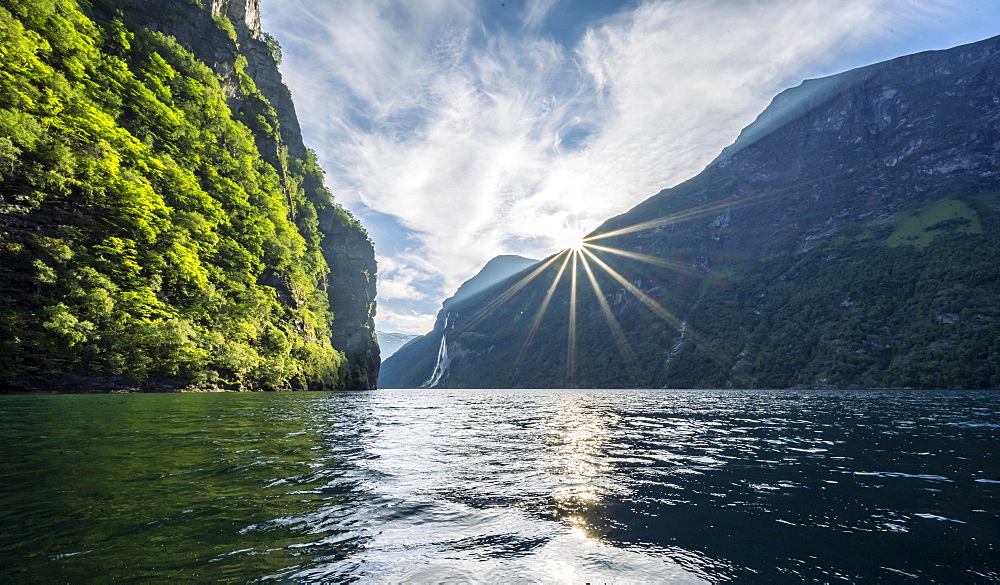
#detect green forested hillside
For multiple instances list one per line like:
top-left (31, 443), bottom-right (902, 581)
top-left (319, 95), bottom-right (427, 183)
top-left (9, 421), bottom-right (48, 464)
top-left (0, 0), bottom-right (371, 390)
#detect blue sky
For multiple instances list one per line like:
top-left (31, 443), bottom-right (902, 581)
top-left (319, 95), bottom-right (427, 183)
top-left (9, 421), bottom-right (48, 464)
top-left (259, 0), bottom-right (1000, 335)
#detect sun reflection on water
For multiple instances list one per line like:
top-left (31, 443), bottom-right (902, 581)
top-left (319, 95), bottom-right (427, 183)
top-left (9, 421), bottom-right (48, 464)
top-left (544, 399), bottom-right (620, 545)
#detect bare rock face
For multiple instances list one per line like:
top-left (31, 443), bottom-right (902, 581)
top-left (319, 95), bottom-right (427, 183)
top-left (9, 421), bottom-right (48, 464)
top-left (242, 39), bottom-right (307, 161)
top-left (212, 0), bottom-right (260, 40)
top-left (319, 208), bottom-right (380, 389)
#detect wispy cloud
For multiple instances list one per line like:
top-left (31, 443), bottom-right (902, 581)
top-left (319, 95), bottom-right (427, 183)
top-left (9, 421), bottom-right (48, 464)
top-left (262, 0), bottom-right (961, 334)
top-left (521, 0), bottom-right (561, 30)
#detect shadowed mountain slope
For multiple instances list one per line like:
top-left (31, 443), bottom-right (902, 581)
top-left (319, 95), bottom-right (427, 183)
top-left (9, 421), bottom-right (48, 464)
top-left (380, 254), bottom-right (537, 388)
top-left (384, 34), bottom-right (1000, 389)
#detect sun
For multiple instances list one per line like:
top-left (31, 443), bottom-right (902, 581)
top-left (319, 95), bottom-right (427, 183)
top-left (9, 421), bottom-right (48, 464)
top-left (555, 231), bottom-right (588, 252)
top-left (458, 201), bottom-right (731, 388)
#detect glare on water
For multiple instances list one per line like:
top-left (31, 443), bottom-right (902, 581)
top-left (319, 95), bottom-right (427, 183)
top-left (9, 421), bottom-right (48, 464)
top-left (1, 389), bottom-right (997, 583)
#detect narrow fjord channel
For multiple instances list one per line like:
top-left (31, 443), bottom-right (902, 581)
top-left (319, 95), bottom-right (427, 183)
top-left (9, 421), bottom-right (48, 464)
top-left (1, 389), bottom-right (997, 582)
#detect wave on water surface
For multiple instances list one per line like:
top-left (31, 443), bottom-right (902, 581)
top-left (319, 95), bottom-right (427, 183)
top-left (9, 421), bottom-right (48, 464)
top-left (1, 389), bottom-right (998, 582)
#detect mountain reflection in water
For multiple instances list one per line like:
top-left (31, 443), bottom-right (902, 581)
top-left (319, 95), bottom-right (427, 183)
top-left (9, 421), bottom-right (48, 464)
top-left (1, 389), bottom-right (997, 582)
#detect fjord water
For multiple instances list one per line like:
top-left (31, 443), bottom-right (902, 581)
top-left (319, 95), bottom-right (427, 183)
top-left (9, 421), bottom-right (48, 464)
top-left (1, 390), bottom-right (997, 582)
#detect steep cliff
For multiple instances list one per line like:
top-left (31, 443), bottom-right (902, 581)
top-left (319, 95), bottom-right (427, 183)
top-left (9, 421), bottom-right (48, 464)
top-left (0, 0), bottom-right (378, 390)
top-left (106, 0), bottom-right (305, 160)
top-left (318, 203), bottom-right (379, 388)
top-left (111, 0), bottom-right (379, 387)
top-left (390, 35), bottom-right (1000, 389)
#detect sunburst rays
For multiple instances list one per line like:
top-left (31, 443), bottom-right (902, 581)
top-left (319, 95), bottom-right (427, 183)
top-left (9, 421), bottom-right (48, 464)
top-left (584, 197), bottom-right (737, 242)
top-left (465, 253), bottom-right (563, 330)
top-left (514, 251), bottom-right (572, 371)
top-left (585, 167), bottom-right (861, 244)
top-left (578, 251), bottom-right (640, 381)
top-left (430, 168), bottom-right (877, 387)
top-left (567, 250), bottom-right (579, 385)
top-left (448, 237), bottom-right (706, 386)
top-left (579, 247), bottom-right (684, 331)
top-left (439, 194), bottom-right (756, 387)
top-left (583, 242), bottom-right (695, 274)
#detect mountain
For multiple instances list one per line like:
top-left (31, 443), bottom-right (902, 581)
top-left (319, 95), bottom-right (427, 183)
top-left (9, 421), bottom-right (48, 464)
top-left (376, 331), bottom-right (419, 360)
top-left (0, 0), bottom-right (378, 391)
top-left (443, 255), bottom-right (540, 308)
top-left (385, 34), bottom-right (1000, 390)
top-left (380, 254), bottom-right (537, 387)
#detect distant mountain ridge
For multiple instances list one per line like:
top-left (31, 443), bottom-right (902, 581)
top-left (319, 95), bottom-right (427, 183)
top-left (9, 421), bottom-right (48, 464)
top-left (376, 331), bottom-right (419, 360)
top-left (445, 255), bottom-right (539, 308)
top-left (381, 34), bottom-right (1000, 389)
top-left (380, 254), bottom-right (536, 387)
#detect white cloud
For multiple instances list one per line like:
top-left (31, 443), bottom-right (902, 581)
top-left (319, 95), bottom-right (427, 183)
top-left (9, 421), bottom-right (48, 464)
top-left (376, 255), bottom-right (432, 302)
top-left (516, 0), bottom-right (890, 231)
top-left (262, 0), bottom-right (956, 334)
top-left (376, 305), bottom-right (439, 336)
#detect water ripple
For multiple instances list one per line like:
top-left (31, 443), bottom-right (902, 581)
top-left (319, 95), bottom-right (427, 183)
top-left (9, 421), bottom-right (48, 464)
top-left (0, 389), bottom-right (997, 582)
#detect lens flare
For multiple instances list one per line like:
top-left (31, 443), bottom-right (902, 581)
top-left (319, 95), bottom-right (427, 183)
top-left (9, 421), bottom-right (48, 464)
top-left (436, 200), bottom-right (754, 387)
top-left (553, 226), bottom-right (589, 253)
top-left (567, 249), bottom-right (579, 386)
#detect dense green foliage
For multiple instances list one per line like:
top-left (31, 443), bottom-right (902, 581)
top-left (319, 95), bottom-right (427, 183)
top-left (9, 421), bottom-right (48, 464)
top-left (0, 0), bottom-right (362, 389)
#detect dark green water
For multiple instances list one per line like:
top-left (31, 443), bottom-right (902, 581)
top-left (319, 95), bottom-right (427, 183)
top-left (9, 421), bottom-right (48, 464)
top-left (1, 390), bottom-right (998, 582)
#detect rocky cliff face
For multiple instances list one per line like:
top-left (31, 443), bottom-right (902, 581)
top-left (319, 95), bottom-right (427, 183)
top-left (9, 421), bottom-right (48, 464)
top-left (114, 0), bottom-right (303, 160)
top-left (115, 0), bottom-right (380, 387)
top-left (319, 206), bottom-right (379, 388)
top-left (390, 35), bottom-right (1000, 389)
top-left (612, 34), bottom-right (1000, 262)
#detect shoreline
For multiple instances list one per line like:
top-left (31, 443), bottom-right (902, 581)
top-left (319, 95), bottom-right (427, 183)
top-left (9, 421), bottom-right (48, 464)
top-left (3, 386), bottom-right (992, 395)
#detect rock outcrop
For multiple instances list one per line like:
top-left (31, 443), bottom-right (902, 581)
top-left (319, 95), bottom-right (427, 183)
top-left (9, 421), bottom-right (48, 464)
top-left (319, 206), bottom-right (379, 389)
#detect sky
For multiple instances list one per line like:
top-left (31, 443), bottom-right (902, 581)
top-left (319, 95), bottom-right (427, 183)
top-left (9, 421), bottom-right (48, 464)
top-left (259, 0), bottom-right (1000, 335)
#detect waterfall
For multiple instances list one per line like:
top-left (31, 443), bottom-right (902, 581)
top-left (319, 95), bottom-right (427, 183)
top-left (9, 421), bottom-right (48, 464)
top-left (664, 319), bottom-right (687, 367)
top-left (426, 313), bottom-right (451, 388)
